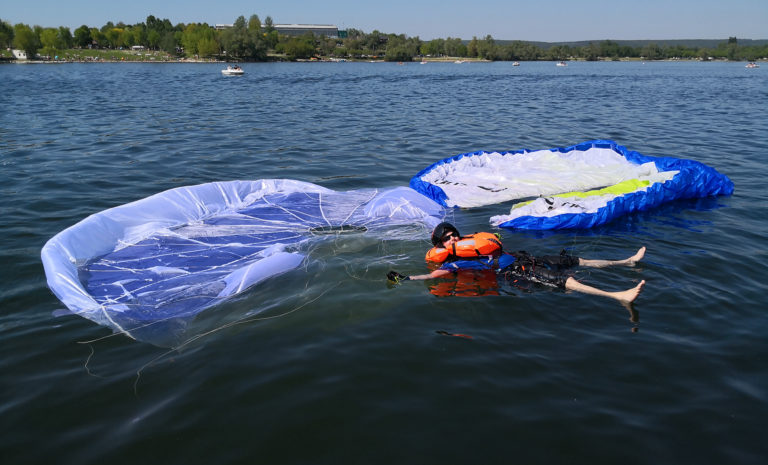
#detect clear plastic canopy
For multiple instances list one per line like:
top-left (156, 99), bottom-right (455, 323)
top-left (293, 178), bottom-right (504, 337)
top-left (41, 180), bottom-right (445, 337)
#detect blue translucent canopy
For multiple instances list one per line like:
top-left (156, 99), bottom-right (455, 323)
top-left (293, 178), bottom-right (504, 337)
top-left (41, 180), bottom-right (444, 337)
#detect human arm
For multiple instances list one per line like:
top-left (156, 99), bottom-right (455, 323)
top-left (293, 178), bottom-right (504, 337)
top-left (387, 269), bottom-right (453, 283)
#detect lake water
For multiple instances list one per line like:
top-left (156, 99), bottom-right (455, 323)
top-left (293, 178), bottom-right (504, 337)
top-left (1, 61), bottom-right (766, 464)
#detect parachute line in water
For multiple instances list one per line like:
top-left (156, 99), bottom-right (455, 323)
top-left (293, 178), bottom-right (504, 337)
top-left (410, 140), bottom-right (734, 230)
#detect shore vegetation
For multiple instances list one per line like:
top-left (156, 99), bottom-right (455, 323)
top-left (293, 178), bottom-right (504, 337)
top-left (1, 15), bottom-right (766, 63)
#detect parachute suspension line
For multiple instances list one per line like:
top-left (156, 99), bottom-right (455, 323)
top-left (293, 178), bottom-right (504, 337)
top-left (81, 344), bottom-right (105, 379)
top-left (262, 193), bottom-right (320, 224)
top-left (132, 281), bottom-right (341, 394)
top-left (339, 189), bottom-right (378, 227)
top-left (318, 191), bottom-right (331, 227)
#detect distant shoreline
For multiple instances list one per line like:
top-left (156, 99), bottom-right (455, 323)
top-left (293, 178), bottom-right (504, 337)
top-left (2, 46), bottom-right (765, 65)
top-left (3, 57), bottom-right (763, 65)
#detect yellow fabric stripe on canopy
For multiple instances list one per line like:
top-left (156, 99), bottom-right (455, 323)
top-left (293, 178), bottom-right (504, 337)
top-left (511, 179), bottom-right (651, 210)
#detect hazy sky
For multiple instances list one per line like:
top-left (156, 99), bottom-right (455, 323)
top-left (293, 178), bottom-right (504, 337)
top-left (3, 0), bottom-right (766, 42)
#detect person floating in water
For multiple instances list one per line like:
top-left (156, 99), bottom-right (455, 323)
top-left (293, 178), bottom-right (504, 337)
top-left (387, 222), bottom-right (645, 305)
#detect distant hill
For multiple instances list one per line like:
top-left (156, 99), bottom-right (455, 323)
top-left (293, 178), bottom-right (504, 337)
top-left (494, 39), bottom-right (768, 49)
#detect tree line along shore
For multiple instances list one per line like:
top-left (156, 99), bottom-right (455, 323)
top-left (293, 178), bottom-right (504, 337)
top-left (2, 14), bottom-right (766, 63)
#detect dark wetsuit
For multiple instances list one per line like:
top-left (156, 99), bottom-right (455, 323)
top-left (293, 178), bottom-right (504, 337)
top-left (438, 250), bottom-right (580, 289)
top-left (497, 250), bottom-right (579, 289)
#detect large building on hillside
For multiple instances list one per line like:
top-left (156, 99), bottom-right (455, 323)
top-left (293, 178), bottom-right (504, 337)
top-left (215, 23), bottom-right (341, 38)
top-left (274, 24), bottom-right (339, 37)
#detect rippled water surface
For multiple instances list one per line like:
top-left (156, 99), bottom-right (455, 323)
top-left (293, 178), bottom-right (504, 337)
top-left (1, 61), bottom-right (767, 464)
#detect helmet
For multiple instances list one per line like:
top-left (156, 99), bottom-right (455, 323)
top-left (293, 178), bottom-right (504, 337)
top-left (431, 222), bottom-right (460, 246)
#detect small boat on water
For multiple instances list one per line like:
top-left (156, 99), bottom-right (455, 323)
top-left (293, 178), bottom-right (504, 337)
top-left (221, 65), bottom-right (244, 75)
top-left (513, 61), bottom-right (520, 66)
top-left (556, 61), bottom-right (568, 67)
top-left (745, 62), bottom-right (760, 69)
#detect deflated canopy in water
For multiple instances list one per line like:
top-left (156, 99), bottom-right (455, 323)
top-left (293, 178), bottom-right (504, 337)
top-left (410, 140), bottom-right (734, 229)
top-left (41, 180), bottom-right (445, 337)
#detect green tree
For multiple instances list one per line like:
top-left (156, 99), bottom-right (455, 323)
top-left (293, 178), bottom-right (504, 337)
top-left (741, 44), bottom-right (764, 61)
top-left (341, 37), bottom-right (363, 58)
top-left (444, 37), bottom-right (465, 57)
top-left (264, 30), bottom-right (279, 49)
top-left (640, 42), bottom-right (662, 60)
top-left (476, 34), bottom-right (497, 60)
top-left (598, 40), bottom-right (619, 58)
top-left (496, 45), bottom-right (514, 61)
top-left (245, 15), bottom-right (267, 59)
top-left (57, 26), bottom-right (73, 49)
top-left (146, 15), bottom-right (163, 34)
top-left (104, 28), bottom-right (122, 48)
top-left (248, 15), bottom-right (261, 32)
top-left (364, 30), bottom-right (385, 54)
top-left (146, 15), bottom-right (174, 50)
top-left (122, 28), bottom-right (135, 47)
top-left (383, 34), bottom-right (420, 61)
top-left (181, 23), bottom-right (217, 57)
top-left (467, 36), bottom-right (479, 57)
top-left (509, 41), bottom-right (540, 61)
top-left (580, 42), bottom-right (599, 61)
top-left (220, 16), bottom-right (246, 57)
top-left (89, 27), bottom-right (105, 48)
top-left (147, 29), bottom-right (161, 49)
top-left (74, 25), bottom-right (91, 48)
top-left (13, 23), bottom-right (39, 57)
top-left (197, 36), bottom-right (220, 57)
top-left (345, 28), bottom-right (364, 39)
top-left (39, 28), bottom-right (59, 58)
top-left (159, 32), bottom-right (178, 54)
top-left (546, 45), bottom-right (571, 60)
top-left (317, 35), bottom-right (337, 57)
top-left (422, 38), bottom-right (444, 56)
top-left (220, 15), bottom-right (266, 60)
top-left (0, 19), bottom-right (14, 49)
top-left (130, 24), bottom-right (147, 48)
top-left (282, 35), bottom-right (316, 60)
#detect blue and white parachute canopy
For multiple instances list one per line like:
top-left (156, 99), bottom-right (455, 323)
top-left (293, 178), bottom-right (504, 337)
top-left (410, 140), bottom-right (734, 230)
top-left (41, 180), bottom-right (444, 335)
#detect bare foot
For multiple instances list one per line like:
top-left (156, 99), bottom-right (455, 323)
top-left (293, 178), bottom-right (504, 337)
top-left (614, 280), bottom-right (645, 304)
top-left (627, 247), bottom-right (646, 266)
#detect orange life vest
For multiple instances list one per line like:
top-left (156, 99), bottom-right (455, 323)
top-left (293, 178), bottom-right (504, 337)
top-left (425, 232), bottom-right (503, 263)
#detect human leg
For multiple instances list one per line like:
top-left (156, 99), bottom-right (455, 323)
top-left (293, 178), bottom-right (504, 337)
top-left (564, 277), bottom-right (645, 304)
top-left (578, 247), bottom-right (646, 268)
